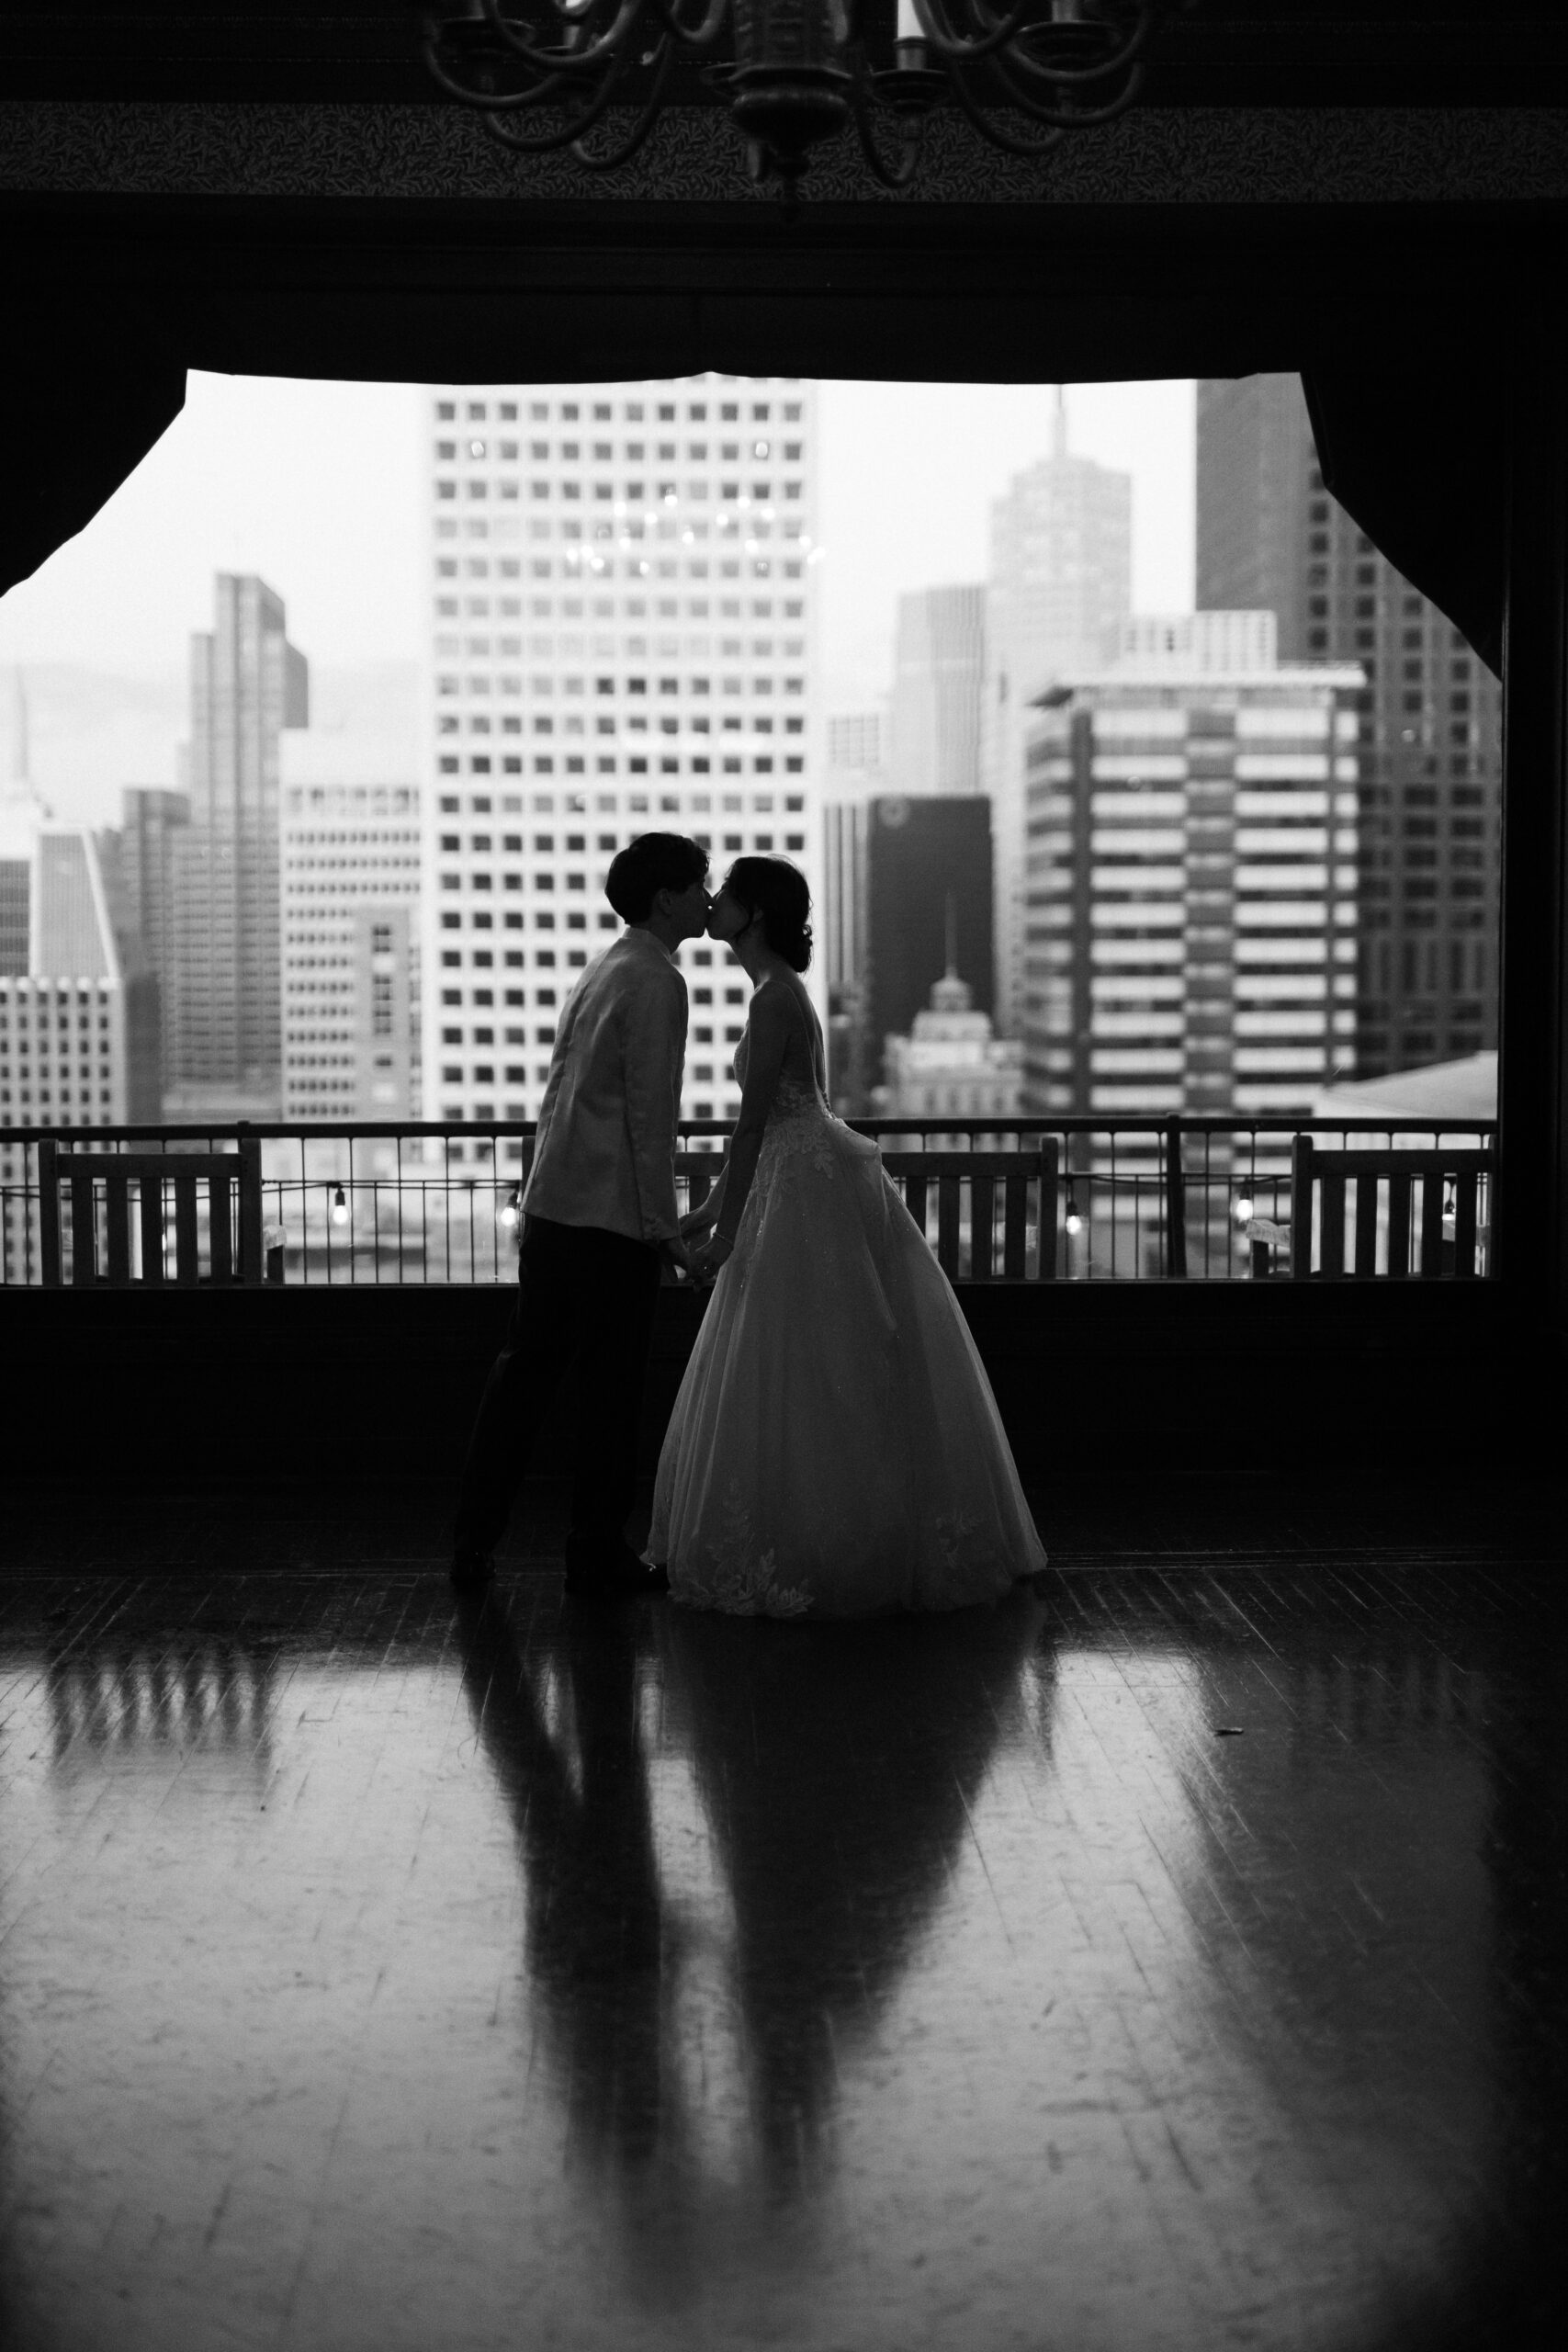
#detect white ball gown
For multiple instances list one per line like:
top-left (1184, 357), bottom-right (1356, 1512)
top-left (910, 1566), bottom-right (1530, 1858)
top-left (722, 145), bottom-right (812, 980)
top-left (648, 995), bottom-right (1048, 1617)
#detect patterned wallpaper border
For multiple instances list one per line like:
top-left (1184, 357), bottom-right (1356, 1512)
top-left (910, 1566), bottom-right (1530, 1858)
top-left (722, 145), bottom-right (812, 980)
top-left (1, 100), bottom-right (1566, 209)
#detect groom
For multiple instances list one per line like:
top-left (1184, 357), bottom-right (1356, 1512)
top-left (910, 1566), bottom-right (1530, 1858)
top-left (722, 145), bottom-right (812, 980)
top-left (450, 832), bottom-right (713, 1598)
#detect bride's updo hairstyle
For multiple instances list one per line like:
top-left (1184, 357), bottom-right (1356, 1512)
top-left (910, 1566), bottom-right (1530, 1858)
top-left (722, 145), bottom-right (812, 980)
top-left (726, 856), bottom-right (813, 972)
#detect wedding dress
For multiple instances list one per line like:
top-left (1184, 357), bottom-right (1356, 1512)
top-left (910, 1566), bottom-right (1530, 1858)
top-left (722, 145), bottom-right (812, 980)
top-left (648, 985), bottom-right (1048, 1617)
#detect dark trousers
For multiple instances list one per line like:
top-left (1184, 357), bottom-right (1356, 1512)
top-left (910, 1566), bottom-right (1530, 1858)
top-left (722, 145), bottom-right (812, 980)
top-left (453, 1215), bottom-right (662, 1560)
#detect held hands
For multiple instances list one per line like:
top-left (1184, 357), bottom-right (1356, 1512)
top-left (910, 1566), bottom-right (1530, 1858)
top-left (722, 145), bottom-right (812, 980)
top-left (659, 1229), bottom-right (730, 1284)
top-left (688, 1232), bottom-right (734, 1284)
top-left (675, 1204), bottom-right (732, 1283)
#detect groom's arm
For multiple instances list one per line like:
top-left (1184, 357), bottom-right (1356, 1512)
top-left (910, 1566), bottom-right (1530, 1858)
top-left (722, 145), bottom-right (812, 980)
top-left (623, 964), bottom-right (687, 1244)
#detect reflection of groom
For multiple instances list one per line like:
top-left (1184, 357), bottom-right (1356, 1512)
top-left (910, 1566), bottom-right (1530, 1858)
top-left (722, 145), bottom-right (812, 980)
top-left (451, 833), bottom-right (712, 1597)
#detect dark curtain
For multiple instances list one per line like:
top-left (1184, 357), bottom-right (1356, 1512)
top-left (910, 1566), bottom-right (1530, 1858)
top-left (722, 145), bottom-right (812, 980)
top-left (1303, 363), bottom-right (1503, 676)
top-left (0, 334), bottom-right (186, 601)
top-left (0, 279), bottom-right (1506, 676)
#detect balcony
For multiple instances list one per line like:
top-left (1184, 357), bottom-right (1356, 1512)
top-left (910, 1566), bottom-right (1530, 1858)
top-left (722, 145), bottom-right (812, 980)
top-left (1, 1115), bottom-right (1499, 1289)
top-left (0, 1114), bottom-right (1528, 1488)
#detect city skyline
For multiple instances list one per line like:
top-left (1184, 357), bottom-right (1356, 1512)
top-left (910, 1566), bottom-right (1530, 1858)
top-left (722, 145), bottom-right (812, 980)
top-left (0, 375), bottom-right (1196, 825)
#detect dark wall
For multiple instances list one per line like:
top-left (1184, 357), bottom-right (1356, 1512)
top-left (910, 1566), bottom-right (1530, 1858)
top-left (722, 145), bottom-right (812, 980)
top-left (0, 1279), bottom-right (1541, 1494)
top-left (864, 795), bottom-right (994, 1078)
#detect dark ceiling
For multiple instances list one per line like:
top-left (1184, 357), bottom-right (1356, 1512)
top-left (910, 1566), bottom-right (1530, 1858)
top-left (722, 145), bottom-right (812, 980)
top-left (0, 4), bottom-right (1564, 107)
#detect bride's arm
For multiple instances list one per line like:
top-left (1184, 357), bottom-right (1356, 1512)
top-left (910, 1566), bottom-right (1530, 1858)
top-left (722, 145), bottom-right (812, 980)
top-left (694, 989), bottom-right (792, 1264)
top-left (679, 1167), bottom-right (725, 1238)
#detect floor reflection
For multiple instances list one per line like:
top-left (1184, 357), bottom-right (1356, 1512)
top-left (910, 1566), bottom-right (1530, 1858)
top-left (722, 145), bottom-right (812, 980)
top-left (450, 1587), bottom-right (1047, 2307)
top-left (0, 1553), bottom-right (1557, 2352)
top-left (43, 1635), bottom-right (276, 1767)
top-left (659, 1600), bottom-right (1046, 2204)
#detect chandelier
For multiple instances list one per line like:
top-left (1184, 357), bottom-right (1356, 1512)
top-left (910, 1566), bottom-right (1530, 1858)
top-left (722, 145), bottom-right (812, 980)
top-left (421, 1), bottom-right (1183, 195)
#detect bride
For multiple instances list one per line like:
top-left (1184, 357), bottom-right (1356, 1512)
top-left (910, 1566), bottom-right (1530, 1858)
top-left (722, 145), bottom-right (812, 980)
top-left (647, 855), bottom-right (1047, 1618)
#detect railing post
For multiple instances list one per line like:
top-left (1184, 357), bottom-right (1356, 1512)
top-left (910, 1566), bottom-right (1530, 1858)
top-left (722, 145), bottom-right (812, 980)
top-left (1036, 1138), bottom-right (1058, 1281)
top-left (1291, 1136), bottom-right (1314, 1279)
top-left (1164, 1117), bottom-right (1188, 1278)
top-left (236, 1125), bottom-right (264, 1285)
top-left (37, 1138), bottom-right (61, 1286)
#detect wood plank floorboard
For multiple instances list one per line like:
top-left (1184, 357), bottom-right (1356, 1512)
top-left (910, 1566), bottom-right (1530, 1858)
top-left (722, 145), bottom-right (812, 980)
top-left (0, 1479), bottom-right (1561, 2350)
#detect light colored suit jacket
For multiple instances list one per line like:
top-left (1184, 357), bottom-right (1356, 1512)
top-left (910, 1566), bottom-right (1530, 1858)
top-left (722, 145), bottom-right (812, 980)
top-left (522, 928), bottom-right (687, 1245)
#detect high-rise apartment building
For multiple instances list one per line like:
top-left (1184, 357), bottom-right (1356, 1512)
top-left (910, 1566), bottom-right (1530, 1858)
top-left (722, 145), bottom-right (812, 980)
top-left (983, 395), bottom-right (1133, 1034)
top-left (889, 584), bottom-right (986, 798)
top-left (1021, 616), bottom-right (1361, 1120)
top-left (423, 375), bottom-right (821, 1161)
top-left (167, 574), bottom-right (309, 1118)
top-left (1197, 376), bottom-right (1500, 1076)
top-left (279, 742), bottom-right (423, 1123)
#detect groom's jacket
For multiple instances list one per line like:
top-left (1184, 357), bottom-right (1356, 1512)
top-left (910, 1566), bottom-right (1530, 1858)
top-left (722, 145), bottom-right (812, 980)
top-left (522, 927), bottom-right (687, 1245)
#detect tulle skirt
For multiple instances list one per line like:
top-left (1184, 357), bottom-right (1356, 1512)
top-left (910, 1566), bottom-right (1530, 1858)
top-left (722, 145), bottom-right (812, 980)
top-left (648, 1112), bottom-right (1047, 1618)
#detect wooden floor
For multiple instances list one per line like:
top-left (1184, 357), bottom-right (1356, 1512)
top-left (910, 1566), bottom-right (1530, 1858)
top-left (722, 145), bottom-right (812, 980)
top-left (0, 1478), bottom-right (1562, 2352)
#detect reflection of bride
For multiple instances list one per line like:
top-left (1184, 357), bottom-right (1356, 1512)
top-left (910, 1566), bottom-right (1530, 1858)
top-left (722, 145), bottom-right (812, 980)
top-left (650, 857), bottom-right (1048, 1619)
top-left (660, 1591), bottom-right (1049, 2197)
top-left (451, 1583), bottom-right (1047, 2257)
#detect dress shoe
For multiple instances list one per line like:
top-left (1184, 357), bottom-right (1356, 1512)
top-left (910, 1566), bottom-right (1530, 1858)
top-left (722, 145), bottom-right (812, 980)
top-left (449, 1548), bottom-right (495, 1589)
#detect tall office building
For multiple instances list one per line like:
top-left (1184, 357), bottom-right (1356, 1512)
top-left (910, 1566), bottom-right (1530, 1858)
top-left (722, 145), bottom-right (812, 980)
top-left (983, 394), bottom-right (1133, 1034)
top-left (166, 574), bottom-right (309, 1118)
top-left (118, 786), bottom-right (189, 1091)
top-left (423, 375), bottom-right (822, 1161)
top-left (1021, 615), bottom-right (1361, 1120)
top-left (279, 742), bottom-right (423, 1123)
top-left (1, 675), bottom-right (49, 976)
top-left (1197, 376), bottom-right (1500, 1076)
top-left (0, 822), bottom-right (162, 1274)
top-left (889, 583), bottom-right (986, 798)
top-left (821, 797), bottom-right (867, 1113)
top-left (826, 710), bottom-right (886, 801)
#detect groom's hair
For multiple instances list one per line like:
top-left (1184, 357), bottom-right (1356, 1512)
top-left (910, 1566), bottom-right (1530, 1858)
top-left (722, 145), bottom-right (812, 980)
top-left (606, 832), bottom-right (709, 922)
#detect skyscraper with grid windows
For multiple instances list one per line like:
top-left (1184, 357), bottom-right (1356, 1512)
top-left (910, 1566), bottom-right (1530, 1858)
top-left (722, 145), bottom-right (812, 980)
top-left (423, 375), bottom-right (822, 1166)
top-left (982, 397), bottom-right (1133, 1036)
top-left (889, 583), bottom-right (986, 800)
top-left (165, 574), bottom-right (310, 1119)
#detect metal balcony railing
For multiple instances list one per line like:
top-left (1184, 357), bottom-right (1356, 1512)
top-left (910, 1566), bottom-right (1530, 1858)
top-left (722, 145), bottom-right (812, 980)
top-left (0, 1115), bottom-right (1498, 1288)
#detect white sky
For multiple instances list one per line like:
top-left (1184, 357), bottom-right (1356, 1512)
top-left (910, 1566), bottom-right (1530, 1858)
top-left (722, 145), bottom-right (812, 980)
top-left (0, 372), bottom-right (1194, 820)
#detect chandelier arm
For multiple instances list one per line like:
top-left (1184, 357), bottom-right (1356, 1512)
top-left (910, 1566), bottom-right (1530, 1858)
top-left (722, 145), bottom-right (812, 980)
top-left (479, 0), bottom-right (647, 78)
top-left (945, 56), bottom-right (1066, 156)
top-left (909, 0), bottom-right (1035, 66)
top-left (913, 0), bottom-right (1152, 79)
top-left (983, 48), bottom-right (1146, 125)
top-left (979, 9), bottom-right (1153, 88)
top-left (849, 81), bottom-right (924, 191)
top-left (422, 32), bottom-right (587, 108)
top-left (570, 33), bottom-right (677, 168)
top-left (649, 0), bottom-right (730, 51)
top-left (480, 61), bottom-right (628, 147)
